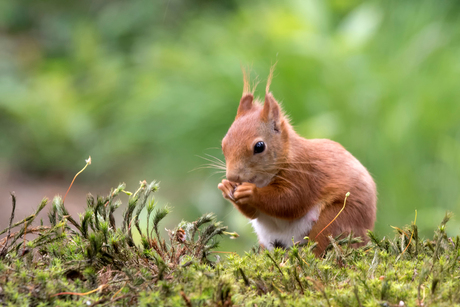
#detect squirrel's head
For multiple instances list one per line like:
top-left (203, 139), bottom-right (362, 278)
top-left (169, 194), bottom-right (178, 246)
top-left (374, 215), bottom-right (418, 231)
top-left (222, 85), bottom-right (290, 188)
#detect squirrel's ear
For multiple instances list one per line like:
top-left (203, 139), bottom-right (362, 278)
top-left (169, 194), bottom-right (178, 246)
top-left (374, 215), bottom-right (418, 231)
top-left (261, 92), bottom-right (281, 130)
top-left (236, 93), bottom-right (254, 118)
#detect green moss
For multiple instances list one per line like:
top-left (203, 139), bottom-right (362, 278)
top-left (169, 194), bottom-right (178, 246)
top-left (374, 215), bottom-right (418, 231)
top-left (1, 182), bottom-right (459, 306)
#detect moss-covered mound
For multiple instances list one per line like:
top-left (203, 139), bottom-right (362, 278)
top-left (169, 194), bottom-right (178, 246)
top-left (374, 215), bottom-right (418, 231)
top-left (0, 181), bottom-right (459, 306)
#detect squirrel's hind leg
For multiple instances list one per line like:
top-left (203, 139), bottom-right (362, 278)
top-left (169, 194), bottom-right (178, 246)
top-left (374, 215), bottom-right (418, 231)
top-left (308, 201), bottom-right (369, 257)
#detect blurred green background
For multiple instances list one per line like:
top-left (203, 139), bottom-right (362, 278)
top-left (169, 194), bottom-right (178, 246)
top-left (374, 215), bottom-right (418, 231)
top-left (1, 0), bottom-right (459, 253)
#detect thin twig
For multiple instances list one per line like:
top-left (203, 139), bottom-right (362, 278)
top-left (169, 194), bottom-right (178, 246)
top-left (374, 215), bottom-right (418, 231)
top-left (238, 267), bottom-right (250, 286)
top-left (354, 286), bottom-right (363, 307)
top-left (63, 156), bottom-right (91, 204)
top-left (293, 267), bottom-right (304, 295)
top-left (22, 220), bottom-right (28, 256)
top-left (0, 193), bottom-right (16, 258)
top-left (402, 210), bottom-right (417, 255)
top-left (306, 277), bottom-right (331, 307)
top-left (51, 284), bottom-right (108, 297)
top-left (316, 192), bottom-right (350, 239)
top-left (111, 281), bottom-right (127, 301)
top-left (180, 291), bottom-right (192, 307)
top-left (266, 252), bottom-right (284, 276)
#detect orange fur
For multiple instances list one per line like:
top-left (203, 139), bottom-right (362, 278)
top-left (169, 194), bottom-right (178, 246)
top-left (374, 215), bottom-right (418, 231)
top-left (218, 69), bottom-right (377, 256)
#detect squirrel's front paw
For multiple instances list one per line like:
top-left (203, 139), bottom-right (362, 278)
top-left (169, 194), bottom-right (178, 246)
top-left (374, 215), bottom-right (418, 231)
top-left (234, 182), bottom-right (258, 205)
top-left (218, 179), bottom-right (238, 201)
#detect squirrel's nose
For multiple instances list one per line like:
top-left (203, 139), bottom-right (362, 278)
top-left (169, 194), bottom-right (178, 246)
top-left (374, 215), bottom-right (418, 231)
top-left (226, 173), bottom-right (240, 183)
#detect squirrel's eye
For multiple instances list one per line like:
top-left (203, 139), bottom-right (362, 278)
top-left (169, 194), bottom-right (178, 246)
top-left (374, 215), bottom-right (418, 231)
top-left (254, 141), bottom-right (265, 154)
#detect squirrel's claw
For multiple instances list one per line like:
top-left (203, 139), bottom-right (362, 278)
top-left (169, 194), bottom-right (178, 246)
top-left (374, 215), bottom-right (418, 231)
top-left (233, 182), bottom-right (257, 205)
top-left (218, 179), bottom-right (238, 201)
top-left (219, 180), bottom-right (259, 219)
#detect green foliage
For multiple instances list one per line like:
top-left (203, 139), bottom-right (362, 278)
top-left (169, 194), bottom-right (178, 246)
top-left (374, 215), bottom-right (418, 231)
top-left (1, 182), bottom-right (459, 306)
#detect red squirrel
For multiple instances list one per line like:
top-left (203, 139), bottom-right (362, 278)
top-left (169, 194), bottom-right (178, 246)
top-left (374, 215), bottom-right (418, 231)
top-left (217, 69), bottom-right (377, 256)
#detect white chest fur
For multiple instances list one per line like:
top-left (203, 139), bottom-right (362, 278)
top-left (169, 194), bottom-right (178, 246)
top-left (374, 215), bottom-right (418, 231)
top-left (250, 206), bottom-right (321, 250)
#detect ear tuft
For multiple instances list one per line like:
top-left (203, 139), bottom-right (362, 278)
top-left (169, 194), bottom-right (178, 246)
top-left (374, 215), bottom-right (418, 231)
top-left (265, 63), bottom-right (276, 94)
top-left (236, 93), bottom-right (254, 118)
top-left (242, 67), bottom-right (251, 95)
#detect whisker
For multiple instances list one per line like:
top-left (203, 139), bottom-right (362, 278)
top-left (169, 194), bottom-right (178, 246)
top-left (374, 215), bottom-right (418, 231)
top-left (274, 174), bottom-right (296, 187)
top-left (207, 170), bottom-right (226, 174)
top-left (195, 163), bottom-right (225, 170)
top-left (275, 167), bottom-right (315, 175)
top-left (204, 153), bottom-right (225, 165)
top-left (191, 163), bottom-right (226, 170)
top-left (189, 166), bottom-right (226, 173)
top-left (200, 162), bottom-right (226, 167)
top-left (196, 155), bottom-right (226, 167)
top-left (203, 152), bottom-right (225, 162)
top-left (271, 161), bottom-right (316, 165)
top-left (201, 163), bottom-right (227, 170)
top-left (205, 171), bottom-right (228, 181)
top-left (254, 165), bottom-right (314, 176)
top-left (264, 163), bottom-right (315, 174)
top-left (240, 168), bottom-right (297, 187)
